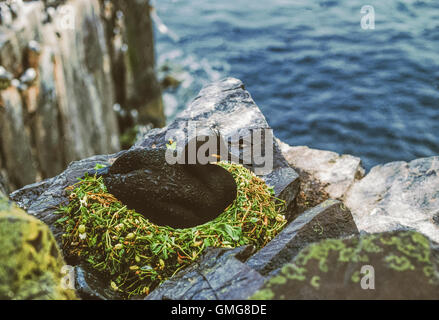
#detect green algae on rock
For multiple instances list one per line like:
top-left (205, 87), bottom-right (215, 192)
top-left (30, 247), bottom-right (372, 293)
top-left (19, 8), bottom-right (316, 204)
top-left (251, 231), bottom-right (439, 299)
top-left (56, 162), bottom-right (286, 298)
top-left (0, 191), bottom-right (77, 300)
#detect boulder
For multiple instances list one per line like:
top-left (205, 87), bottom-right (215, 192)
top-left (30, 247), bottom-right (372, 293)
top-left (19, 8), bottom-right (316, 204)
top-left (0, 190), bottom-right (77, 300)
top-left (345, 157), bottom-right (439, 243)
top-left (278, 140), bottom-right (365, 201)
top-left (146, 246), bottom-right (264, 300)
top-left (246, 200), bottom-right (358, 275)
top-left (251, 231), bottom-right (439, 299)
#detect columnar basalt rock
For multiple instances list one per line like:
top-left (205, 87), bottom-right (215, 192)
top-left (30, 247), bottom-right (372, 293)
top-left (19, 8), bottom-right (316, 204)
top-left (0, 0), bottom-right (120, 191)
top-left (99, 0), bottom-right (165, 143)
top-left (0, 0), bottom-right (165, 191)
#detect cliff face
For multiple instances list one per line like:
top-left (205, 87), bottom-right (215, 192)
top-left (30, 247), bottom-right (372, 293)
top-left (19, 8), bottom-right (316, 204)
top-left (0, 0), bottom-right (164, 192)
top-left (101, 0), bottom-right (165, 129)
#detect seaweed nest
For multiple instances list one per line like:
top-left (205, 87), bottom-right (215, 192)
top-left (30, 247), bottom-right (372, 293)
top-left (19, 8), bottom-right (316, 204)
top-left (56, 162), bottom-right (287, 298)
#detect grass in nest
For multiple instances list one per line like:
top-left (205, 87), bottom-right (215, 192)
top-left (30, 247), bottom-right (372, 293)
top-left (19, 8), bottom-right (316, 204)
top-left (55, 162), bottom-right (287, 298)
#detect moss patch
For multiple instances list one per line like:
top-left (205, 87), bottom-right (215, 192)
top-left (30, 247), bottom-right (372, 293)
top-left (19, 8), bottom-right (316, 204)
top-left (56, 162), bottom-right (286, 298)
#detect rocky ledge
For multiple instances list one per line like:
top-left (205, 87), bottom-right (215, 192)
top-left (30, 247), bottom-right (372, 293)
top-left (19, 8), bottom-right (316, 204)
top-left (7, 78), bottom-right (439, 300)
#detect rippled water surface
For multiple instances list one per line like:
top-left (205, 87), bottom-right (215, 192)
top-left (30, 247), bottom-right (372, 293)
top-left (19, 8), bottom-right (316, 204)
top-left (154, 0), bottom-right (439, 170)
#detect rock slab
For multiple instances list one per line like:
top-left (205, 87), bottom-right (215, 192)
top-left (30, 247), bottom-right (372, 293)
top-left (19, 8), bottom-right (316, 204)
top-left (146, 246), bottom-right (264, 300)
top-left (345, 156), bottom-right (439, 243)
top-left (246, 199), bottom-right (359, 275)
top-left (278, 140), bottom-right (365, 200)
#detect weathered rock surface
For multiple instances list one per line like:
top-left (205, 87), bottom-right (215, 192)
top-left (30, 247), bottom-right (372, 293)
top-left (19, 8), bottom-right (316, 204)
top-left (251, 231), bottom-right (439, 299)
top-left (345, 157), bottom-right (439, 243)
top-left (74, 264), bottom-right (121, 300)
top-left (10, 153), bottom-right (117, 242)
top-left (146, 246), bottom-right (264, 300)
top-left (278, 140), bottom-right (365, 201)
top-left (103, 0), bottom-right (165, 128)
top-left (246, 199), bottom-right (358, 276)
top-left (0, 0), bottom-right (119, 190)
top-left (0, 0), bottom-right (164, 191)
top-left (10, 78), bottom-right (300, 298)
top-left (0, 189), bottom-right (77, 300)
top-left (0, 86), bottom-right (39, 187)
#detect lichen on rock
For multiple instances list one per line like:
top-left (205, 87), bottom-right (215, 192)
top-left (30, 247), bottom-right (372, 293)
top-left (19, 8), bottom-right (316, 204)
top-left (0, 191), bottom-right (76, 300)
top-left (251, 231), bottom-right (439, 299)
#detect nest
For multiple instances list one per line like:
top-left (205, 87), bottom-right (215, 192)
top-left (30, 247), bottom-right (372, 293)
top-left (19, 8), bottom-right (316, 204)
top-left (56, 162), bottom-right (287, 298)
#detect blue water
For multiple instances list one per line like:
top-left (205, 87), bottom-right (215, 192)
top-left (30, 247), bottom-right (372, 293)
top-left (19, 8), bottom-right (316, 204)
top-left (154, 0), bottom-right (439, 170)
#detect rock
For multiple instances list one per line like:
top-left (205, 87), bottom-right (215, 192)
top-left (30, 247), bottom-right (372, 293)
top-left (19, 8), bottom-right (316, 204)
top-left (0, 0), bottom-right (165, 192)
top-left (0, 173), bottom-right (7, 196)
top-left (0, 86), bottom-right (39, 187)
top-left (0, 0), bottom-right (167, 193)
top-left (26, 41), bottom-right (40, 70)
top-left (146, 246), bottom-right (264, 300)
top-left (74, 264), bottom-right (121, 300)
top-left (11, 78), bottom-right (299, 298)
top-left (0, 0), bottom-right (122, 191)
top-left (10, 153), bottom-right (117, 242)
top-left (251, 230), bottom-right (439, 299)
top-left (100, 0), bottom-right (165, 129)
top-left (0, 156), bottom-right (9, 195)
top-left (161, 75), bottom-right (182, 90)
top-left (246, 200), bottom-right (359, 275)
top-left (345, 157), bottom-right (439, 243)
top-left (0, 190), bottom-right (77, 300)
top-left (278, 140), bottom-right (365, 200)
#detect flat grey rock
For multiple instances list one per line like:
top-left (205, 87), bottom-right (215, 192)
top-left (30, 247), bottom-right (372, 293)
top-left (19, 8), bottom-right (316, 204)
top-left (146, 246), bottom-right (264, 300)
top-left (345, 156), bottom-right (439, 243)
top-left (278, 140), bottom-right (365, 200)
